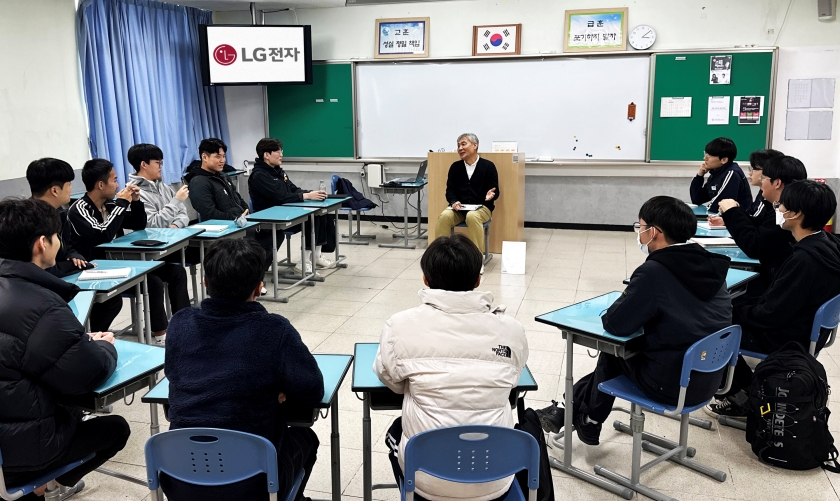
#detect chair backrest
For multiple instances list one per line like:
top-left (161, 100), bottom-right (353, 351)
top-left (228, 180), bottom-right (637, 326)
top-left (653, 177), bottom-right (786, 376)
top-left (248, 198), bottom-right (255, 213)
top-left (144, 428), bottom-right (279, 494)
top-left (679, 326), bottom-right (741, 389)
top-left (402, 425), bottom-right (538, 501)
top-left (810, 293), bottom-right (840, 355)
top-left (331, 174), bottom-right (340, 195)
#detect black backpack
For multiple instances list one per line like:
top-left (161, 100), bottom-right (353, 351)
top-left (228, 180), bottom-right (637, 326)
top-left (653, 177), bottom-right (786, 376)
top-left (745, 342), bottom-right (840, 472)
top-left (514, 402), bottom-right (556, 501)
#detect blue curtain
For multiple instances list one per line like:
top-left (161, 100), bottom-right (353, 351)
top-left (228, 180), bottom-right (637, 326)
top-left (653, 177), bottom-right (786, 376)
top-left (77, 0), bottom-right (231, 186)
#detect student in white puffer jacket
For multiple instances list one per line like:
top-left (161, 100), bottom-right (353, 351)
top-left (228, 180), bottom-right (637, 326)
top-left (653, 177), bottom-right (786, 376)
top-left (374, 234), bottom-right (528, 501)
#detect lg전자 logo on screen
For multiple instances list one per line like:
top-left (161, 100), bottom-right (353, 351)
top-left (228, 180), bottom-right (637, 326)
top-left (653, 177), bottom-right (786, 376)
top-left (213, 44), bottom-right (237, 66)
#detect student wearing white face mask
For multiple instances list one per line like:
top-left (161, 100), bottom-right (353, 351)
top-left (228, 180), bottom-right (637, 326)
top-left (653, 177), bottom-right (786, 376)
top-left (707, 180), bottom-right (840, 418)
top-left (711, 156), bottom-right (807, 297)
top-left (536, 196), bottom-right (732, 446)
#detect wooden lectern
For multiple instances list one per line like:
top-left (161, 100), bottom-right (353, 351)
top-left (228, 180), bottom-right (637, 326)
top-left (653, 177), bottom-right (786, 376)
top-left (427, 152), bottom-right (525, 254)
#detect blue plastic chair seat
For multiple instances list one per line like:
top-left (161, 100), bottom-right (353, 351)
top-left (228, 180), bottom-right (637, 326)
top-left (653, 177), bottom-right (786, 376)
top-left (1, 452), bottom-right (94, 499)
top-left (598, 376), bottom-right (711, 415)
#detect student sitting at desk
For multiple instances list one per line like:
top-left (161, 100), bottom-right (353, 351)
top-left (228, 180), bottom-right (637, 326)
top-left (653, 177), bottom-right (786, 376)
top-left (164, 238), bottom-right (323, 501)
top-left (434, 133), bottom-right (499, 268)
top-left (710, 156), bottom-right (806, 296)
top-left (690, 137), bottom-right (751, 213)
top-left (374, 234), bottom-right (528, 501)
top-left (66, 159), bottom-right (189, 346)
top-left (248, 137), bottom-right (333, 275)
top-left (0, 198), bottom-right (129, 499)
top-left (536, 196), bottom-right (732, 445)
top-left (742, 149), bottom-right (784, 217)
top-left (708, 180), bottom-right (840, 418)
top-left (184, 138), bottom-right (250, 224)
top-left (27, 157), bottom-right (123, 332)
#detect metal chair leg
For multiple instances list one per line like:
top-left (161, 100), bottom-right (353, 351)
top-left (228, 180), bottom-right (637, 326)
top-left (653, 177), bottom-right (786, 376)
top-left (718, 416), bottom-right (747, 430)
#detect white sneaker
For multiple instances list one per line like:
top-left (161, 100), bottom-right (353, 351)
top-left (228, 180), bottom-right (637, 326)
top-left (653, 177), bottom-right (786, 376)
top-left (293, 262), bottom-right (322, 277)
top-left (315, 256), bottom-right (336, 269)
top-left (154, 334), bottom-right (166, 347)
top-left (480, 264), bottom-right (485, 275)
top-left (261, 286), bottom-right (268, 296)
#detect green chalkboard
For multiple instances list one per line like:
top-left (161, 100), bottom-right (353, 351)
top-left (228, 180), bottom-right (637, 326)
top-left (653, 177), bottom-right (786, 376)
top-left (267, 63), bottom-right (354, 158)
top-left (649, 51), bottom-right (774, 162)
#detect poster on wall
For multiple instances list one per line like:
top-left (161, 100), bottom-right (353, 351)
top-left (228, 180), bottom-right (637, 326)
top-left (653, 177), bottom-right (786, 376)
top-left (375, 18), bottom-right (430, 59)
top-left (710, 55), bottom-right (732, 85)
top-left (738, 96), bottom-right (762, 125)
top-left (564, 8), bottom-right (628, 52)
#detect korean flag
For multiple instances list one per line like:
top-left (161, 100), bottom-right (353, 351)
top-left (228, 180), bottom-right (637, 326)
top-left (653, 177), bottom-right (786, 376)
top-left (474, 24), bottom-right (520, 56)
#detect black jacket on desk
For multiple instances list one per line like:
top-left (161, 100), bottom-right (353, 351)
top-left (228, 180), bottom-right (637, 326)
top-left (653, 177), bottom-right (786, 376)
top-left (248, 159), bottom-right (309, 212)
top-left (166, 299), bottom-right (324, 451)
top-left (734, 231), bottom-right (840, 354)
top-left (602, 244), bottom-right (732, 404)
top-left (46, 208), bottom-right (88, 278)
top-left (64, 195), bottom-right (147, 261)
top-left (445, 157), bottom-right (500, 212)
top-left (721, 200), bottom-right (794, 292)
top-left (0, 259), bottom-right (117, 472)
top-left (184, 164), bottom-right (249, 221)
top-left (689, 161), bottom-right (752, 213)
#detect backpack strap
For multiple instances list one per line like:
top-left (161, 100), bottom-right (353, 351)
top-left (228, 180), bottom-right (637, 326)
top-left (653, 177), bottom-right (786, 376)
top-left (823, 445), bottom-right (840, 473)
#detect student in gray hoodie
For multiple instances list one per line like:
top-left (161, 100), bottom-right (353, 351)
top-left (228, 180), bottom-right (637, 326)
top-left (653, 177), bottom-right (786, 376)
top-left (127, 144), bottom-right (190, 229)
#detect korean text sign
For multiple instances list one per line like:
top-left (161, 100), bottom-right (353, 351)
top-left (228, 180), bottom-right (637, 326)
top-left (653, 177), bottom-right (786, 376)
top-left (202, 25), bottom-right (311, 84)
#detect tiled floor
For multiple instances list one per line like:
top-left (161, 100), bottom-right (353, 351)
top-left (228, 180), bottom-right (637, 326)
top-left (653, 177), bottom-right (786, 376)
top-left (73, 226), bottom-right (840, 501)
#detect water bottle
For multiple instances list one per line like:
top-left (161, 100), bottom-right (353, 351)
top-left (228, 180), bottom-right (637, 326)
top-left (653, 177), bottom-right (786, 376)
top-left (319, 179), bottom-right (326, 193)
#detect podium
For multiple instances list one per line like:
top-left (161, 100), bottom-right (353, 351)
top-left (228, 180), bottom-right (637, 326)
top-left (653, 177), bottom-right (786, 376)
top-left (427, 152), bottom-right (525, 254)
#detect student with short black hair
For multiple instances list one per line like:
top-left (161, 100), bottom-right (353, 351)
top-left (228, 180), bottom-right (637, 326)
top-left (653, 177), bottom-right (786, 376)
top-left (185, 138), bottom-right (250, 222)
top-left (744, 149), bottom-right (785, 216)
top-left (66, 159), bottom-right (188, 344)
top-left (375, 234), bottom-right (528, 501)
top-left (709, 181), bottom-right (840, 417)
top-left (537, 196), bottom-right (732, 446)
top-left (249, 137), bottom-right (333, 274)
top-left (712, 155), bottom-right (807, 295)
top-left (690, 137), bottom-right (752, 212)
top-left (127, 143), bottom-right (190, 229)
top-left (164, 238), bottom-right (323, 501)
top-left (27, 158), bottom-right (124, 332)
top-left (0, 198), bottom-right (130, 498)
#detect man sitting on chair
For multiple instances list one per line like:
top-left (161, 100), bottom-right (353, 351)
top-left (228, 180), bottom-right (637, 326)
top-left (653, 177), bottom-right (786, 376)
top-left (536, 196), bottom-right (733, 446)
top-left (434, 133), bottom-right (499, 265)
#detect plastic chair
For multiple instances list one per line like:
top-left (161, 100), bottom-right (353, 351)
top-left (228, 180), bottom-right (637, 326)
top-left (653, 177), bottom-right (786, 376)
top-left (332, 174), bottom-right (376, 245)
top-left (401, 425), bottom-right (539, 501)
top-left (719, 292), bottom-right (840, 430)
top-left (144, 428), bottom-right (303, 501)
top-left (451, 219), bottom-right (492, 264)
top-left (595, 326), bottom-right (741, 501)
top-left (0, 448), bottom-right (93, 501)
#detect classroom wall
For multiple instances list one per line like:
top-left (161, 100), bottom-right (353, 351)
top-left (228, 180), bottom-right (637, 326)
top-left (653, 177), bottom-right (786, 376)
top-left (0, 0), bottom-right (89, 191)
top-left (216, 0), bottom-right (839, 225)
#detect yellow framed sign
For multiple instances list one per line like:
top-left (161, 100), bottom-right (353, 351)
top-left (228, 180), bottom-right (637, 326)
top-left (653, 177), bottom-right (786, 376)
top-left (564, 8), bottom-right (628, 53)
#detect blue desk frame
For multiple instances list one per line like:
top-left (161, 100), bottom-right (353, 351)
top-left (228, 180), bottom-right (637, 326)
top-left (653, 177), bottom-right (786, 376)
top-left (141, 354), bottom-right (353, 501)
top-left (68, 290), bottom-right (96, 328)
top-left (188, 220), bottom-right (259, 303)
top-left (285, 197), bottom-right (351, 273)
top-left (248, 206), bottom-right (321, 303)
top-left (351, 342), bottom-right (538, 501)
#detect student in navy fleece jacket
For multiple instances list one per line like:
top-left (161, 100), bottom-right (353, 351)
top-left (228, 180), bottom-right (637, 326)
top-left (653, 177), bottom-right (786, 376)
top-left (164, 238), bottom-right (324, 501)
top-left (690, 137), bottom-right (752, 213)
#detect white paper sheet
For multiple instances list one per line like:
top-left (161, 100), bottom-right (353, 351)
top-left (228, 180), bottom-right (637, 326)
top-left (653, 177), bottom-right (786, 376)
top-left (810, 79), bottom-right (836, 108)
top-left (660, 97), bottom-right (692, 118)
top-left (785, 110), bottom-right (811, 140)
top-left (707, 96), bottom-right (730, 125)
top-left (786, 110), bottom-right (834, 140)
top-left (808, 111), bottom-right (834, 140)
top-left (501, 241), bottom-right (527, 275)
top-left (788, 78), bottom-right (836, 109)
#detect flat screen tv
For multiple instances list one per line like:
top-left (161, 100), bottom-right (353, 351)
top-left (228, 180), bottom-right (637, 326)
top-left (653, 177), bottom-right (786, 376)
top-left (199, 25), bottom-right (313, 85)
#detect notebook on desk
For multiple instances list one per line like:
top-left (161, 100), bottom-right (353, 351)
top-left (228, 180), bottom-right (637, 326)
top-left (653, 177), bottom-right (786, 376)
top-left (385, 160), bottom-right (427, 186)
top-left (78, 268), bottom-right (131, 281)
top-left (689, 237), bottom-right (737, 247)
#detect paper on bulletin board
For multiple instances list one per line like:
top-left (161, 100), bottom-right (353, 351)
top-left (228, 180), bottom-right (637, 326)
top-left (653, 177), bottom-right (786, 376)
top-left (707, 96), bottom-right (730, 125)
top-left (501, 241), bottom-right (527, 275)
top-left (732, 96), bottom-right (765, 116)
top-left (738, 96), bottom-right (762, 125)
top-left (709, 55), bottom-right (732, 85)
top-left (660, 97), bottom-right (692, 118)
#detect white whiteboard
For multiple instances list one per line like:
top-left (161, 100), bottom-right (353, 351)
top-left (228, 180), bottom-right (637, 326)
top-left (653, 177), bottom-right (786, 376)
top-left (356, 56), bottom-right (650, 160)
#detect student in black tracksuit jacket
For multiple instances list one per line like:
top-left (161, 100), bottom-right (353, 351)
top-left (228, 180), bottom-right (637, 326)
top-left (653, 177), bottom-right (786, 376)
top-left (536, 197), bottom-right (732, 445)
top-left (248, 138), bottom-right (331, 272)
top-left (690, 137), bottom-right (752, 213)
top-left (709, 181), bottom-right (840, 417)
top-left (744, 149), bottom-right (785, 217)
top-left (712, 156), bottom-right (806, 296)
top-left (65, 159), bottom-right (190, 342)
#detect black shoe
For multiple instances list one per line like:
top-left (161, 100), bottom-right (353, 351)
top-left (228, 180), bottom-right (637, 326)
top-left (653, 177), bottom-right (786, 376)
top-left (573, 412), bottom-right (602, 446)
top-left (704, 396), bottom-right (749, 419)
top-left (535, 400), bottom-right (565, 433)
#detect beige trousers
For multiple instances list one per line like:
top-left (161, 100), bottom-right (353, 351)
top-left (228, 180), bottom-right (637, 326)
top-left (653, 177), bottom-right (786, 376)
top-left (434, 206), bottom-right (492, 253)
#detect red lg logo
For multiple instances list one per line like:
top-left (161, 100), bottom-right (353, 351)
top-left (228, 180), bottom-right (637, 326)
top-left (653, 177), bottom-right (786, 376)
top-left (213, 44), bottom-right (237, 66)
